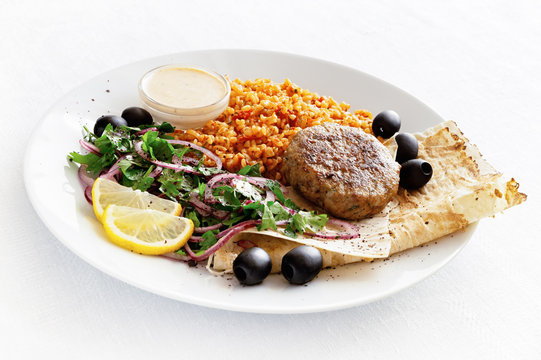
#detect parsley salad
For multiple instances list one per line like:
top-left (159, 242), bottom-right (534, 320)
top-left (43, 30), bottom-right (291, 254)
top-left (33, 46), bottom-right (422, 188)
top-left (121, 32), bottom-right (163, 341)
top-left (68, 119), bottom-right (363, 262)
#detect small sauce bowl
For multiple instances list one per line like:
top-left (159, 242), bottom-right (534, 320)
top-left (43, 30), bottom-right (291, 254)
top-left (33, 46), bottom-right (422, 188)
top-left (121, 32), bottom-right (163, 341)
top-left (138, 64), bottom-right (230, 129)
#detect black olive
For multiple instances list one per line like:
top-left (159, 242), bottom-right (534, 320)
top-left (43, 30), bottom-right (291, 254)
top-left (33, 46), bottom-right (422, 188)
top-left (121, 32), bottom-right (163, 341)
top-left (233, 247), bottom-right (272, 285)
top-left (121, 107), bottom-right (153, 127)
top-left (281, 246), bottom-right (322, 285)
top-left (93, 115), bottom-right (127, 137)
top-left (372, 110), bottom-right (401, 138)
top-left (395, 133), bottom-right (419, 164)
top-left (399, 159), bottom-right (433, 190)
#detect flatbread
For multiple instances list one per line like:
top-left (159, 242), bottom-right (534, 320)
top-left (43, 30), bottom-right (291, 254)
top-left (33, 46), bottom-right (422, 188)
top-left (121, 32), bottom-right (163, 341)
top-left (209, 121), bottom-right (526, 273)
top-left (386, 121), bottom-right (525, 254)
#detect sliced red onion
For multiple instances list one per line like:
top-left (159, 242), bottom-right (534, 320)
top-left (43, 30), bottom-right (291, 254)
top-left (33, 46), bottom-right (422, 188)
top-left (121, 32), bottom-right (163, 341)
top-left (189, 235), bottom-right (203, 242)
top-left (264, 189), bottom-right (275, 203)
top-left (79, 139), bottom-right (100, 155)
top-left (99, 167), bottom-right (121, 181)
top-left (204, 173), bottom-right (273, 205)
top-left (78, 165), bottom-right (95, 188)
top-left (172, 154), bottom-right (199, 166)
top-left (194, 223), bottom-right (223, 234)
top-left (179, 156), bottom-right (199, 166)
top-left (185, 220), bottom-right (261, 261)
top-left (148, 166), bottom-right (163, 178)
top-left (204, 173), bottom-right (243, 203)
top-left (162, 252), bottom-right (190, 262)
top-left (99, 155), bottom-right (127, 182)
top-left (245, 176), bottom-right (288, 194)
top-left (189, 192), bottom-right (229, 219)
top-left (283, 206), bottom-right (297, 215)
top-left (166, 139), bottom-right (222, 170)
top-left (134, 127), bottom-right (158, 136)
top-left (84, 186), bottom-right (93, 205)
top-left (134, 141), bottom-right (202, 175)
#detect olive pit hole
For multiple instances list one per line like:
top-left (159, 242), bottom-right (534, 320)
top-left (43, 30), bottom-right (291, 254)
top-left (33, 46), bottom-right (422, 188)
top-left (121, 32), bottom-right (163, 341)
top-left (234, 266), bottom-right (247, 282)
top-left (421, 162), bottom-right (432, 175)
top-left (282, 264), bottom-right (294, 280)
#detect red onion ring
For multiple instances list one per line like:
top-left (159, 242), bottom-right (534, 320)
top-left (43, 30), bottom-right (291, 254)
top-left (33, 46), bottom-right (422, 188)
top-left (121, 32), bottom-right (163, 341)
top-left (134, 127), bottom-right (158, 136)
top-left (77, 165), bottom-right (95, 188)
top-left (264, 189), bottom-right (275, 203)
top-left (84, 186), bottom-right (93, 205)
top-left (166, 139), bottom-right (222, 170)
top-left (185, 220), bottom-right (262, 261)
top-left (172, 154), bottom-right (199, 166)
top-left (245, 176), bottom-right (288, 194)
top-left (134, 141), bottom-right (202, 175)
top-left (194, 223), bottom-right (223, 234)
top-left (189, 192), bottom-right (230, 219)
top-left (79, 139), bottom-right (100, 155)
top-left (99, 155), bottom-right (127, 182)
top-left (189, 235), bottom-right (203, 242)
top-left (204, 173), bottom-right (273, 204)
top-left (204, 173), bottom-right (242, 202)
top-left (148, 166), bottom-right (163, 178)
top-left (162, 252), bottom-right (191, 262)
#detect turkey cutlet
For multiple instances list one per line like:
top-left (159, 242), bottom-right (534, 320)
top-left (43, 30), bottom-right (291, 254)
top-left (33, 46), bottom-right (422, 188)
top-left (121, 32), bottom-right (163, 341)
top-left (282, 123), bottom-right (400, 220)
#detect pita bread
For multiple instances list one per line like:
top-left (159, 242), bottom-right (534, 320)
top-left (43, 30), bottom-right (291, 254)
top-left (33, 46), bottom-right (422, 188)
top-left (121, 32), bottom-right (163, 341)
top-left (209, 121), bottom-right (526, 273)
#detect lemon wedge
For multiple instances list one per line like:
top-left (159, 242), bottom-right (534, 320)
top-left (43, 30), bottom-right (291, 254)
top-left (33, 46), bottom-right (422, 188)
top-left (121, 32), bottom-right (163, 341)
top-left (91, 178), bottom-right (181, 222)
top-left (102, 205), bottom-right (194, 255)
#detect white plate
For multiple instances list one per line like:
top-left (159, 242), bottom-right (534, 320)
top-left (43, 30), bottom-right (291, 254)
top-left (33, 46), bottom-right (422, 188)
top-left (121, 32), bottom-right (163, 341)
top-left (24, 49), bottom-right (472, 314)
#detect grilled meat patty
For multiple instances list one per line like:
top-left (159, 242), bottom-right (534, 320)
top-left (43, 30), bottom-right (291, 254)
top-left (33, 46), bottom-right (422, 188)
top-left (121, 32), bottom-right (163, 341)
top-left (282, 123), bottom-right (400, 220)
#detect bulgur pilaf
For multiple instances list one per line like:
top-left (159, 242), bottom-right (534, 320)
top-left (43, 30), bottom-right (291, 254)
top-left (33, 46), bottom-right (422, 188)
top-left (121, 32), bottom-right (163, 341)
top-left (173, 78), bottom-right (373, 182)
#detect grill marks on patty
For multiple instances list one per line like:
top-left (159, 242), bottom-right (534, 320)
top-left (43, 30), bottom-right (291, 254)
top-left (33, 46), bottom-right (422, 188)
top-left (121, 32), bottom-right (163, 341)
top-left (283, 123), bottom-right (400, 220)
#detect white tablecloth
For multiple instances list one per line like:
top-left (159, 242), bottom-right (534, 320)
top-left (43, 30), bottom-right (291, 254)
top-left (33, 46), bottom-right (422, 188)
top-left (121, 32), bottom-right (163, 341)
top-left (2, 0), bottom-right (540, 358)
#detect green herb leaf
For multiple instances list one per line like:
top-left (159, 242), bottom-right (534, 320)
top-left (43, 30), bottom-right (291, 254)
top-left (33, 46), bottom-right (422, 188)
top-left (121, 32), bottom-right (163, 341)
top-left (213, 186), bottom-right (241, 207)
top-left (199, 231), bottom-right (218, 251)
top-left (159, 180), bottom-right (180, 199)
top-left (238, 164), bottom-right (261, 177)
top-left (141, 130), bottom-right (176, 161)
top-left (291, 211), bottom-right (328, 233)
top-left (118, 159), bottom-right (146, 180)
top-left (234, 180), bottom-right (263, 201)
top-left (185, 209), bottom-right (201, 228)
top-left (198, 182), bottom-right (206, 199)
top-left (157, 122), bottom-right (175, 133)
top-left (284, 223), bottom-right (298, 238)
top-left (284, 198), bottom-right (300, 210)
top-left (94, 132), bottom-right (115, 155)
top-left (135, 176), bottom-right (154, 191)
top-left (258, 204), bottom-right (277, 231)
top-left (222, 213), bottom-right (247, 226)
top-left (242, 202), bottom-right (264, 211)
top-left (266, 179), bottom-right (286, 203)
top-left (68, 151), bottom-right (116, 174)
top-left (268, 201), bottom-right (291, 221)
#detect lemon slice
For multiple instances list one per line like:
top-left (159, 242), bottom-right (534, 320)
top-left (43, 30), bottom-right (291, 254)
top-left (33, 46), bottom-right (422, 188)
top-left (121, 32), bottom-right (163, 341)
top-left (91, 178), bottom-right (181, 222)
top-left (102, 205), bottom-right (194, 255)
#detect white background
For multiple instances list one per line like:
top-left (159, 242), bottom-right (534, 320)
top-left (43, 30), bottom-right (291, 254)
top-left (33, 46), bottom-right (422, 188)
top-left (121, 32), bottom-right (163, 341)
top-left (2, 0), bottom-right (540, 358)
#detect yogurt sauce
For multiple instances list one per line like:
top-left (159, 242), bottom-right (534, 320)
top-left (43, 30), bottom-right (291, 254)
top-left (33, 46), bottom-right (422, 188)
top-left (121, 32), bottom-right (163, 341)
top-left (142, 67), bottom-right (226, 108)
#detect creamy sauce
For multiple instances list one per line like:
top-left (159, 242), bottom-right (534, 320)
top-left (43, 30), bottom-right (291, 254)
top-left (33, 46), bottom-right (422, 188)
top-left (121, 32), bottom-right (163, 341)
top-left (142, 67), bottom-right (226, 108)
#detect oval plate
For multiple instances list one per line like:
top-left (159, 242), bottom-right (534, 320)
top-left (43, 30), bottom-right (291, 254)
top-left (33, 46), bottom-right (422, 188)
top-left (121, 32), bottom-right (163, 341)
top-left (24, 50), bottom-right (472, 313)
